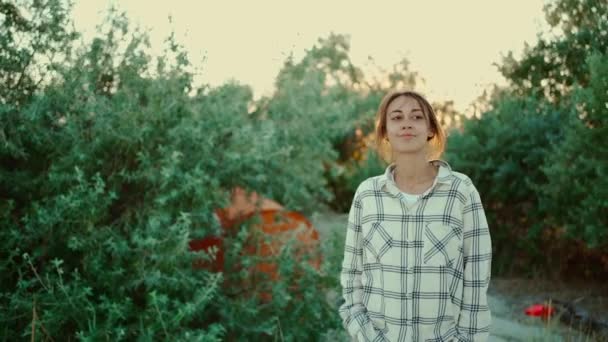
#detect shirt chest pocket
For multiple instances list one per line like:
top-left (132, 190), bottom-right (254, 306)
top-left (362, 221), bottom-right (394, 263)
top-left (423, 222), bottom-right (461, 267)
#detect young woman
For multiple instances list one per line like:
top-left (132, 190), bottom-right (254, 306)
top-left (339, 90), bottom-right (492, 341)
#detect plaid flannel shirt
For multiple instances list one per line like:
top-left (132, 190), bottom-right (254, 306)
top-left (339, 160), bottom-right (492, 342)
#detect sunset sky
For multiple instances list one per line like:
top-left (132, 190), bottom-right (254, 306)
top-left (71, 0), bottom-right (551, 115)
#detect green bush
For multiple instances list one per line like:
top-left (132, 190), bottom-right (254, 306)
top-left (0, 3), bottom-right (345, 340)
top-left (445, 0), bottom-right (608, 278)
top-left (541, 53), bottom-right (608, 248)
top-left (327, 149), bottom-right (387, 213)
top-left (444, 94), bottom-right (567, 275)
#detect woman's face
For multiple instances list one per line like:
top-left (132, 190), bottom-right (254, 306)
top-left (385, 95), bottom-right (434, 156)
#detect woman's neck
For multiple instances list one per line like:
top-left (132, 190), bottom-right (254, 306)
top-left (392, 154), bottom-right (437, 189)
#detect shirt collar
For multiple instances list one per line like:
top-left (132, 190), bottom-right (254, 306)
top-left (380, 159), bottom-right (454, 196)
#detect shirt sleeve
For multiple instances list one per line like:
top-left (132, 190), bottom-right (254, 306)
top-left (338, 186), bottom-right (388, 342)
top-left (455, 183), bottom-right (492, 341)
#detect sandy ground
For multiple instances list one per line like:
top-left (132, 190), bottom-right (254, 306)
top-left (309, 211), bottom-right (606, 342)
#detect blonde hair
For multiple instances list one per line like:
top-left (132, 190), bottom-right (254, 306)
top-left (373, 90), bottom-right (446, 162)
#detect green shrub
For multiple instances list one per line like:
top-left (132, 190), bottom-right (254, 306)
top-left (540, 53), bottom-right (608, 248)
top-left (444, 94), bottom-right (567, 275)
top-left (0, 3), bottom-right (345, 340)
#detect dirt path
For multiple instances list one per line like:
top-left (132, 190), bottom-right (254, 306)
top-left (310, 211), bottom-right (603, 341)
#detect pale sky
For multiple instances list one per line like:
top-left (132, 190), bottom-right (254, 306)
top-left (71, 0), bottom-right (549, 114)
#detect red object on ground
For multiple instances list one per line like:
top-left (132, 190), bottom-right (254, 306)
top-left (524, 304), bottom-right (555, 318)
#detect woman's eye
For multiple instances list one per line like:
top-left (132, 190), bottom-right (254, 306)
top-left (391, 116), bottom-right (401, 120)
top-left (414, 115), bottom-right (423, 120)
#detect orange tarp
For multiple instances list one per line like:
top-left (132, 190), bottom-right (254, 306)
top-left (189, 187), bottom-right (321, 301)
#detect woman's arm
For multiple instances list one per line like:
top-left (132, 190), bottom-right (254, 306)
top-left (338, 187), bottom-right (387, 342)
top-left (455, 183), bottom-right (492, 341)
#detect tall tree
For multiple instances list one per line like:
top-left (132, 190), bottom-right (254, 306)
top-left (498, 0), bottom-right (608, 103)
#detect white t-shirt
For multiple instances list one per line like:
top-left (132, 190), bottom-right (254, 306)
top-left (391, 169), bottom-right (426, 204)
top-left (400, 191), bottom-right (421, 204)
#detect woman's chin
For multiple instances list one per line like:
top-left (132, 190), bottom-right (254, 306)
top-left (391, 146), bottom-right (427, 156)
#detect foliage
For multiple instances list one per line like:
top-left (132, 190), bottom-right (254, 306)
top-left (498, 0), bottom-right (608, 103)
top-left (327, 149), bottom-right (387, 213)
top-left (448, 0), bottom-right (608, 277)
top-left (0, 2), bottom-right (344, 340)
top-left (444, 93), bottom-right (567, 275)
top-left (540, 53), bottom-right (608, 248)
